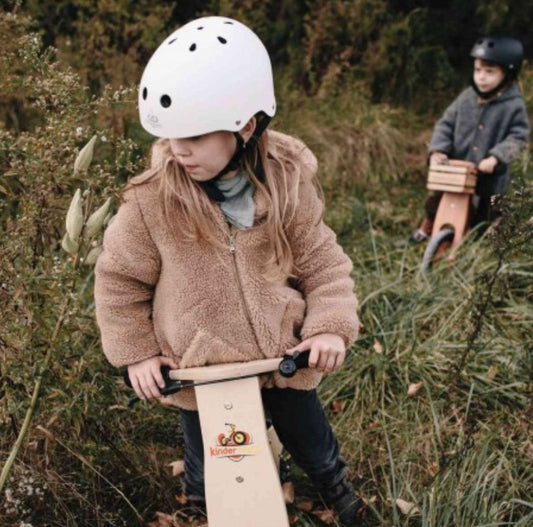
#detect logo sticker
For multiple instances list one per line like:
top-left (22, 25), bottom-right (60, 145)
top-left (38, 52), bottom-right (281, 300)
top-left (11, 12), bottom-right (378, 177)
top-left (209, 423), bottom-right (260, 462)
top-left (147, 114), bottom-right (162, 128)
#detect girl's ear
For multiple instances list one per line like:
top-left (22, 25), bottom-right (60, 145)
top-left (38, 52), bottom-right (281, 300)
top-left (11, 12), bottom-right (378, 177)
top-left (239, 117), bottom-right (257, 144)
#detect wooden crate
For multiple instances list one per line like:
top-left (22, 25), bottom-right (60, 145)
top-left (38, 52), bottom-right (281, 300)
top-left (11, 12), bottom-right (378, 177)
top-left (427, 161), bottom-right (477, 194)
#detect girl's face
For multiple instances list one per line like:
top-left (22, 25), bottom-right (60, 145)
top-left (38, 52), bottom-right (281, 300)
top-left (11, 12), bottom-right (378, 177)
top-left (169, 131), bottom-right (237, 181)
top-left (473, 58), bottom-right (505, 93)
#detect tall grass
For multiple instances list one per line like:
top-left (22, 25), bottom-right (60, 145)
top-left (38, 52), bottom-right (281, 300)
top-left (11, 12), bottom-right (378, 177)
top-left (1, 8), bottom-right (532, 527)
top-left (317, 167), bottom-right (533, 526)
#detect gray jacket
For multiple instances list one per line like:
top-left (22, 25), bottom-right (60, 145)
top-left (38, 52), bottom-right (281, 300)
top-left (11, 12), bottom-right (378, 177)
top-left (429, 84), bottom-right (530, 196)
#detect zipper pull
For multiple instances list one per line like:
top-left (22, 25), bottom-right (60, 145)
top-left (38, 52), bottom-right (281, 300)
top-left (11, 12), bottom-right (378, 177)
top-left (229, 233), bottom-right (237, 253)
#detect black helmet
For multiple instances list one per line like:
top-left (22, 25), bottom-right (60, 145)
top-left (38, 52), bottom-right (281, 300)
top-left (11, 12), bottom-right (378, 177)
top-left (470, 37), bottom-right (523, 78)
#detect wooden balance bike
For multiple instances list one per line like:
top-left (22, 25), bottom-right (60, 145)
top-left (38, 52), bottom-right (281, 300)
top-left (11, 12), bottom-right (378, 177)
top-left (126, 351), bottom-right (310, 527)
top-left (422, 159), bottom-right (477, 271)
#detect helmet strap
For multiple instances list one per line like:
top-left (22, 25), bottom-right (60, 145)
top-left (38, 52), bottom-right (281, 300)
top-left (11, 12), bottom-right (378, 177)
top-left (471, 75), bottom-right (510, 100)
top-left (199, 113), bottom-right (272, 201)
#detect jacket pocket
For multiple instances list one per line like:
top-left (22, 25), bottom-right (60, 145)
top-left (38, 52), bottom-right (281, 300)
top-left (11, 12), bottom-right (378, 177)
top-left (278, 292), bottom-right (306, 350)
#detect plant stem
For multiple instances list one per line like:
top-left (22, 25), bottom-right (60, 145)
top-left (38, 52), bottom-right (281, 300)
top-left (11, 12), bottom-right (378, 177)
top-left (36, 426), bottom-right (144, 523)
top-left (0, 297), bottom-right (71, 495)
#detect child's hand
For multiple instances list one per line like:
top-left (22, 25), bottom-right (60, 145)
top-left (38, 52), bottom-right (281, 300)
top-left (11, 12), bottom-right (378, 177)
top-left (477, 156), bottom-right (498, 174)
top-left (430, 152), bottom-right (448, 165)
top-left (287, 333), bottom-right (346, 374)
top-left (127, 355), bottom-right (179, 401)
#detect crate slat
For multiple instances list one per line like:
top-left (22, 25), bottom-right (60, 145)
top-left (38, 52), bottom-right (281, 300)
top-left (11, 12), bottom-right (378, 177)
top-left (427, 182), bottom-right (475, 194)
top-left (428, 171), bottom-right (477, 187)
top-left (429, 164), bottom-right (475, 175)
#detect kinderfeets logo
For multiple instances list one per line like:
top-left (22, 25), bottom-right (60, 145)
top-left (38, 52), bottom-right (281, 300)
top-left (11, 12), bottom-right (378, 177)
top-left (210, 423), bottom-right (260, 462)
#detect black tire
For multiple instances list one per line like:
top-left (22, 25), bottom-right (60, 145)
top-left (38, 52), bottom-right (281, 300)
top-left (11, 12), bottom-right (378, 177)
top-left (422, 228), bottom-right (454, 272)
top-left (232, 431), bottom-right (247, 445)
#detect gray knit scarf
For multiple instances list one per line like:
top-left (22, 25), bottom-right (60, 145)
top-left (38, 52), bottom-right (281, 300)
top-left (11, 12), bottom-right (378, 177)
top-left (215, 172), bottom-right (256, 230)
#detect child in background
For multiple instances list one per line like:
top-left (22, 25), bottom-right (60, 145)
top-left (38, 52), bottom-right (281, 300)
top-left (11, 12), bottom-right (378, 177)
top-left (411, 36), bottom-right (530, 242)
top-left (94, 16), bottom-right (363, 525)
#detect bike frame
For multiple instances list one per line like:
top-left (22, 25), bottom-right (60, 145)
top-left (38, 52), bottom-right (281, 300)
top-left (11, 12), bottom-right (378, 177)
top-left (426, 159), bottom-right (477, 259)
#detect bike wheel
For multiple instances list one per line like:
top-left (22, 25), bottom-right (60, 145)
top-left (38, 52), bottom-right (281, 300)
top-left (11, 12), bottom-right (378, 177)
top-left (422, 228), bottom-right (454, 272)
top-left (232, 431), bottom-right (248, 445)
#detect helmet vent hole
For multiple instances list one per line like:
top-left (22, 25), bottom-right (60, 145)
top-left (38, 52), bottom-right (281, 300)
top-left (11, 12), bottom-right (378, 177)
top-left (224, 21), bottom-right (234, 24)
top-left (168, 38), bottom-right (177, 45)
top-left (218, 36), bottom-right (227, 44)
top-left (160, 95), bottom-right (172, 108)
top-left (197, 26), bottom-right (204, 30)
top-left (142, 87), bottom-right (147, 100)
top-left (189, 43), bottom-right (197, 51)
top-left (235, 120), bottom-right (241, 126)
top-left (488, 41), bottom-right (494, 48)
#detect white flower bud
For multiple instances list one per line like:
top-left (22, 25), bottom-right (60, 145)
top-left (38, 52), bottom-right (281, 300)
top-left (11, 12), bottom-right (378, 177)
top-left (61, 233), bottom-right (79, 255)
top-left (84, 245), bottom-right (103, 265)
top-left (105, 213), bottom-right (117, 226)
top-left (65, 189), bottom-right (84, 242)
top-left (74, 135), bottom-right (97, 173)
top-left (83, 197), bottom-right (112, 239)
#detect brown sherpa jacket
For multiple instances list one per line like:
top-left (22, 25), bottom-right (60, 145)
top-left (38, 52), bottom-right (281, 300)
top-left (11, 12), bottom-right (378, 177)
top-left (95, 130), bottom-right (359, 410)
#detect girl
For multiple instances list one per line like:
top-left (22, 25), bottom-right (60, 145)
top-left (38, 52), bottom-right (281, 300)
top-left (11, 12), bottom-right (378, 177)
top-left (95, 16), bottom-right (362, 525)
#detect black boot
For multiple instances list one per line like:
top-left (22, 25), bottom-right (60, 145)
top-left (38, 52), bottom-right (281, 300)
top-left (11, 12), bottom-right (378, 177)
top-left (321, 478), bottom-right (363, 526)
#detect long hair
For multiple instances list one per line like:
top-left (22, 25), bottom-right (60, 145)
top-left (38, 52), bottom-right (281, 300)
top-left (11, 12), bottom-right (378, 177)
top-left (127, 131), bottom-right (309, 279)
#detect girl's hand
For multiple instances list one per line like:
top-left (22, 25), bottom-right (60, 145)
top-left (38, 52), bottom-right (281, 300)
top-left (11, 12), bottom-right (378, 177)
top-left (287, 333), bottom-right (346, 374)
top-left (127, 355), bottom-right (179, 401)
top-left (430, 152), bottom-right (448, 165)
top-left (478, 155), bottom-right (498, 174)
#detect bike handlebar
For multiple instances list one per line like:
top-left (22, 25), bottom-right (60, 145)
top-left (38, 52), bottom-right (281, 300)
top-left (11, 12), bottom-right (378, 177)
top-left (124, 350), bottom-right (310, 407)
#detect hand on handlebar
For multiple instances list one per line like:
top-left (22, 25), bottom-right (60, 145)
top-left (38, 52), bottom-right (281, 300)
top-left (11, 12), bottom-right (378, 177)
top-left (430, 152), bottom-right (449, 166)
top-left (477, 156), bottom-right (498, 174)
top-left (124, 351), bottom-right (311, 407)
top-left (126, 355), bottom-right (179, 401)
top-left (286, 333), bottom-right (346, 374)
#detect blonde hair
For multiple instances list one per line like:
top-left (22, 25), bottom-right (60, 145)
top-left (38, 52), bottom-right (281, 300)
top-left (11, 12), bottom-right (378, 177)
top-left (127, 131), bottom-right (310, 279)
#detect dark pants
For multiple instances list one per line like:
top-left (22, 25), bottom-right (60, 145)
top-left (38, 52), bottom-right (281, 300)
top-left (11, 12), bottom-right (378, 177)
top-left (179, 388), bottom-right (347, 500)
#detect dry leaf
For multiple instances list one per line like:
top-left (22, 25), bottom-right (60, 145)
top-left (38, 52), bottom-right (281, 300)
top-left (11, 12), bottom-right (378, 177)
top-left (289, 515), bottom-right (300, 525)
top-left (373, 340), bottom-right (383, 354)
top-left (331, 399), bottom-right (346, 414)
top-left (282, 481), bottom-right (295, 504)
top-left (169, 459), bottom-right (185, 477)
top-left (175, 492), bottom-right (188, 505)
top-left (312, 508), bottom-right (336, 524)
top-left (526, 443), bottom-right (533, 460)
top-left (407, 381), bottom-right (424, 397)
top-left (396, 498), bottom-right (420, 516)
top-left (296, 500), bottom-right (314, 512)
top-left (108, 404), bottom-right (128, 411)
top-left (427, 463), bottom-right (438, 477)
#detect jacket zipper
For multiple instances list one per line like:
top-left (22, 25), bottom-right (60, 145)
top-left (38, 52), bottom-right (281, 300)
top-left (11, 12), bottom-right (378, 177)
top-left (228, 230), bottom-right (263, 353)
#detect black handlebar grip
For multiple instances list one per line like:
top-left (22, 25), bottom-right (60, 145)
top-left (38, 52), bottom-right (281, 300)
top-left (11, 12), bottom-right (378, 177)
top-left (279, 350), bottom-right (310, 378)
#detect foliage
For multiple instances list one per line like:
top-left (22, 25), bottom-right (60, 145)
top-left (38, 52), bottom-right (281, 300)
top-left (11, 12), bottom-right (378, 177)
top-left (0, 9), bottom-right (156, 525)
top-left (5, 0), bottom-right (533, 109)
top-left (15, 0), bottom-right (177, 93)
top-left (1, 4), bottom-right (532, 527)
top-left (319, 164), bottom-right (533, 526)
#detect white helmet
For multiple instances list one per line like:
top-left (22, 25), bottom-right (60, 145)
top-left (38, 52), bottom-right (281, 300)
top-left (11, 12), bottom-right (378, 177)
top-left (139, 16), bottom-right (276, 139)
